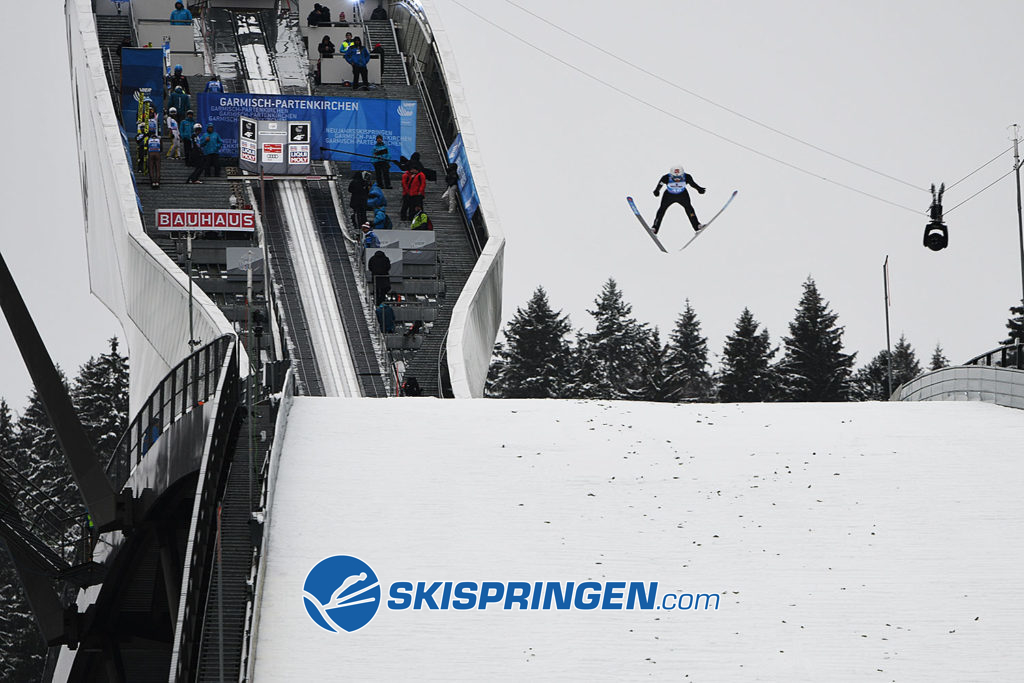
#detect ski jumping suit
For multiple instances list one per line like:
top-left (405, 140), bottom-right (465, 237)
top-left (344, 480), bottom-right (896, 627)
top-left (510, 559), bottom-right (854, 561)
top-left (653, 173), bottom-right (705, 233)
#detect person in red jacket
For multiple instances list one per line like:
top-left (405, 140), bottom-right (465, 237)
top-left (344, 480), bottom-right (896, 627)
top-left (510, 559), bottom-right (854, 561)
top-left (400, 165), bottom-right (426, 220)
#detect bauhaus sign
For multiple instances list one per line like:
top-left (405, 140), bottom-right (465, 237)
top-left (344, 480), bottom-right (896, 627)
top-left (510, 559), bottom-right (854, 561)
top-left (156, 209), bottom-right (256, 232)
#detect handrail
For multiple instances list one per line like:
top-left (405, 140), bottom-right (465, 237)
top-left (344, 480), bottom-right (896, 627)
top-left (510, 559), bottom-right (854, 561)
top-left (104, 335), bottom-right (235, 491)
top-left (965, 343), bottom-right (1024, 369)
top-left (395, 0), bottom-right (488, 255)
top-left (410, 61), bottom-right (483, 256)
top-left (388, 18), bottom-right (410, 85)
top-left (168, 337), bottom-right (239, 682)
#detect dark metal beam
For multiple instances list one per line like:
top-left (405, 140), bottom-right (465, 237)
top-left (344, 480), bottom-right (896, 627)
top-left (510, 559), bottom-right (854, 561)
top-left (0, 249), bottom-right (121, 530)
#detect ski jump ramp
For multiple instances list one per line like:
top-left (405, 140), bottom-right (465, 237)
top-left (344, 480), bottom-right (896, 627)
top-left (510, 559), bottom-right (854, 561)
top-left (251, 399), bottom-right (1024, 680)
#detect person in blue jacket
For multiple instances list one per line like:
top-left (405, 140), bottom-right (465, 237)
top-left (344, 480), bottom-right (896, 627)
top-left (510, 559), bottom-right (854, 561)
top-left (372, 134), bottom-right (392, 188)
top-left (343, 37), bottom-right (371, 90)
top-left (361, 222), bottom-right (381, 248)
top-left (366, 180), bottom-right (387, 210)
top-left (370, 207), bottom-right (392, 231)
top-left (170, 2), bottom-right (193, 25)
top-left (188, 124), bottom-right (222, 182)
top-left (204, 75), bottom-right (224, 93)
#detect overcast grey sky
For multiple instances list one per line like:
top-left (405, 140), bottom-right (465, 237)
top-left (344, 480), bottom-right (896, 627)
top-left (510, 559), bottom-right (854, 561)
top-left (432, 0), bottom-right (1024, 368)
top-left (4, 0), bottom-right (1024, 411)
top-left (0, 1), bottom-right (121, 411)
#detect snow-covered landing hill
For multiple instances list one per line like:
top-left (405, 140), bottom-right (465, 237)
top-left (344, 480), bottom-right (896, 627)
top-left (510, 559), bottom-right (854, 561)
top-left (254, 399), bottom-right (1023, 681)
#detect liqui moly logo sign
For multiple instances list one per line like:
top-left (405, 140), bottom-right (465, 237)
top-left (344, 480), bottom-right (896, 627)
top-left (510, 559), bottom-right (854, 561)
top-left (156, 209), bottom-right (256, 232)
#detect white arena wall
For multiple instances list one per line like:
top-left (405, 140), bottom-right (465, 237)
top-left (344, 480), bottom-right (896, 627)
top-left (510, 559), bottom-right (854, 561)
top-left (66, 0), bottom-right (238, 413)
top-left (893, 364), bottom-right (1024, 409)
top-left (418, 0), bottom-right (506, 398)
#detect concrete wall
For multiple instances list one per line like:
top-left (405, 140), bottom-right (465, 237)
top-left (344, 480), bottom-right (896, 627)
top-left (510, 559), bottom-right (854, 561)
top-left (67, 0), bottom-right (238, 413)
top-left (893, 365), bottom-right (1024, 410)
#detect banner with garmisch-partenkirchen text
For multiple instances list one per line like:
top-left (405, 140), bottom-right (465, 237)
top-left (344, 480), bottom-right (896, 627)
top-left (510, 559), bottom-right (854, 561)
top-left (197, 94), bottom-right (417, 170)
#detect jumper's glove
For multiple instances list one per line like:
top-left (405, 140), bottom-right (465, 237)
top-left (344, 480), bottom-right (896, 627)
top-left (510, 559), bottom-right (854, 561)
top-left (697, 187), bottom-right (706, 195)
top-left (653, 188), bottom-right (660, 197)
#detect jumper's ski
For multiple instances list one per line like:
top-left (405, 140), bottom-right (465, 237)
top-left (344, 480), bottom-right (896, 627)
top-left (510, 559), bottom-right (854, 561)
top-left (678, 190), bottom-right (738, 252)
top-left (626, 196), bottom-right (667, 252)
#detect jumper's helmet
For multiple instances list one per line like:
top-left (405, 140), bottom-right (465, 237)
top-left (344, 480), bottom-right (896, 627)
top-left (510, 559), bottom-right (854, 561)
top-left (670, 164), bottom-right (684, 176)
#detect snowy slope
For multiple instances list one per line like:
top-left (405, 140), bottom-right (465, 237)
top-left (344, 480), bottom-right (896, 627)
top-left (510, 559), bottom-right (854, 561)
top-left (253, 399), bottom-right (1024, 681)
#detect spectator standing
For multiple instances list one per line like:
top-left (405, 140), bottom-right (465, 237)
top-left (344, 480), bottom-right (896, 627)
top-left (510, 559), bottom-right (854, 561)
top-left (170, 2), bottom-right (193, 25)
top-left (372, 134), bottom-right (392, 188)
top-left (147, 132), bottom-right (162, 187)
top-left (400, 164), bottom-right (426, 220)
top-left (187, 123), bottom-right (204, 169)
top-left (343, 37), bottom-right (371, 90)
top-left (167, 85), bottom-right (189, 121)
top-left (371, 42), bottom-right (385, 73)
top-left (367, 250), bottom-right (392, 305)
top-left (340, 32), bottom-right (354, 52)
top-left (135, 123), bottom-right (149, 173)
top-left (167, 110), bottom-right (182, 159)
top-left (307, 4), bottom-right (323, 26)
top-left (441, 162), bottom-right (459, 213)
top-left (349, 171), bottom-right (370, 226)
top-left (200, 124), bottom-right (223, 177)
top-left (181, 111), bottom-right (196, 163)
top-left (370, 4), bottom-right (389, 20)
top-left (168, 64), bottom-right (190, 94)
top-left (317, 5), bottom-right (332, 23)
top-left (204, 75), bottom-right (224, 93)
top-left (338, 11), bottom-right (348, 24)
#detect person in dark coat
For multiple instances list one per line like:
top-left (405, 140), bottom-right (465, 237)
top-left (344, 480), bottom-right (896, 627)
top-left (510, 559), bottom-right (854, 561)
top-left (441, 162), bottom-right (459, 213)
top-left (349, 171), bottom-right (370, 227)
top-left (367, 250), bottom-right (392, 305)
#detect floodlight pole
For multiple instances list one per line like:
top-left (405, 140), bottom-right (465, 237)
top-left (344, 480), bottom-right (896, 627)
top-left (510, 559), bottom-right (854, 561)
top-left (1014, 124), bottom-right (1024, 334)
top-left (883, 256), bottom-right (892, 397)
top-left (187, 229), bottom-right (200, 350)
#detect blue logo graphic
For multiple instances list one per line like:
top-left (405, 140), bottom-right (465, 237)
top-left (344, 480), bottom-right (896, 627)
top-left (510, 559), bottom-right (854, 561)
top-left (302, 555), bottom-right (381, 633)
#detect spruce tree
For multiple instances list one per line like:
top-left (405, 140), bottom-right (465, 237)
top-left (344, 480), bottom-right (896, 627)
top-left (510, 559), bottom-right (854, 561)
top-left (638, 328), bottom-right (669, 402)
top-left (662, 300), bottom-right (713, 401)
top-left (565, 332), bottom-right (609, 399)
top-left (72, 338), bottom-right (129, 464)
top-left (854, 336), bottom-right (922, 400)
top-left (1002, 303), bottom-right (1024, 345)
top-left (572, 279), bottom-right (652, 400)
top-left (0, 399), bottom-right (46, 682)
top-left (929, 343), bottom-right (949, 370)
top-left (487, 287), bottom-right (572, 398)
top-left (719, 308), bottom-right (777, 402)
top-left (777, 277), bottom-right (856, 401)
top-left (484, 342), bottom-right (506, 398)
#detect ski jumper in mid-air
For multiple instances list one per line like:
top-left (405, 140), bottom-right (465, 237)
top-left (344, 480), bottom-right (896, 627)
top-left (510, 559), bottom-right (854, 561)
top-left (652, 165), bottom-right (705, 233)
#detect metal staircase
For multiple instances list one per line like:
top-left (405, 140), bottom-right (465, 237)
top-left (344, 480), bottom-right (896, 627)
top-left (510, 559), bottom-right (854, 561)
top-left (365, 20), bottom-right (409, 86)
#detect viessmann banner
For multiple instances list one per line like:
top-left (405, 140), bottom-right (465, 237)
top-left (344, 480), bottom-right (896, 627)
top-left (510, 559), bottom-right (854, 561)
top-left (197, 94), bottom-right (417, 170)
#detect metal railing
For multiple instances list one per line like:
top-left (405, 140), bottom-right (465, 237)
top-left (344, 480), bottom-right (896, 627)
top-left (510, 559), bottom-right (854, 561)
top-left (169, 336), bottom-right (240, 682)
top-left (105, 335), bottom-right (235, 490)
top-left (965, 343), bottom-right (1024, 369)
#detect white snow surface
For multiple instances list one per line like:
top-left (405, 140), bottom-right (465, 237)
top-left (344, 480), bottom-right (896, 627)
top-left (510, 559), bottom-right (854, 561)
top-left (253, 398), bottom-right (1024, 681)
